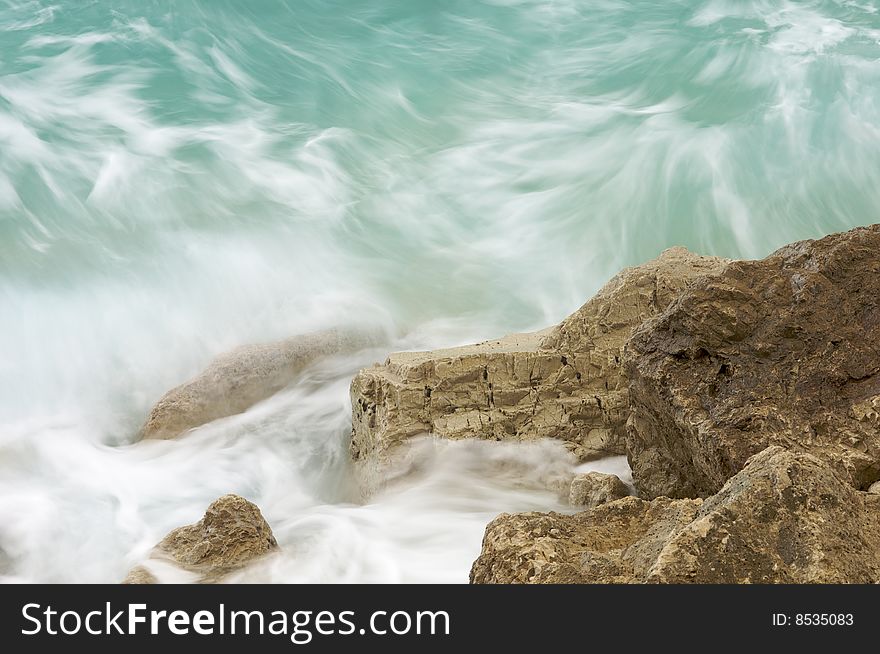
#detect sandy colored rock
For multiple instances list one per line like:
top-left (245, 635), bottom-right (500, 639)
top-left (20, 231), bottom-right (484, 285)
top-left (351, 247), bottom-right (727, 462)
top-left (625, 224), bottom-right (880, 499)
top-left (121, 566), bottom-right (158, 584)
top-left (470, 447), bottom-right (880, 583)
top-left (569, 471), bottom-right (629, 508)
top-left (470, 496), bottom-right (701, 584)
top-left (122, 494), bottom-right (278, 584)
top-left (142, 328), bottom-right (378, 439)
top-left (869, 481), bottom-right (880, 494)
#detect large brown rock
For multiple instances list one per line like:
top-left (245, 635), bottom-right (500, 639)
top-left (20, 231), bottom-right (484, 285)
top-left (142, 328), bottom-right (377, 440)
top-left (351, 247), bottom-right (726, 463)
top-left (470, 447), bottom-right (880, 583)
top-left (625, 224), bottom-right (880, 499)
top-left (123, 494), bottom-right (278, 583)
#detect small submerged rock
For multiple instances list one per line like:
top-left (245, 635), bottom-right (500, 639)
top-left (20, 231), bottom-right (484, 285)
top-left (141, 328), bottom-right (379, 440)
top-left (122, 567), bottom-right (158, 585)
top-left (123, 494), bottom-right (278, 584)
top-left (568, 471), bottom-right (629, 508)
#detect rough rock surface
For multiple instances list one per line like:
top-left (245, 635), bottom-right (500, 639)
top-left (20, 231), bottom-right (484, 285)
top-left (470, 447), bottom-right (880, 583)
top-left (123, 494), bottom-right (278, 584)
top-left (142, 328), bottom-right (377, 440)
top-left (569, 472), bottom-right (629, 508)
top-left (625, 225), bottom-right (880, 499)
top-left (351, 247), bottom-right (726, 462)
top-left (121, 566), bottom-right (158, 585)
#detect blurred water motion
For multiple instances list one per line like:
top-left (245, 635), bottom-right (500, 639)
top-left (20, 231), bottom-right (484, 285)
top-left (1, 0), bottom-right (879, 582)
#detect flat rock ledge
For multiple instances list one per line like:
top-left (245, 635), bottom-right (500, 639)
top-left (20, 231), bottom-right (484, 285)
top-left (123, 494), bottom-right (278, 584)
top-left (351, 247), bottom-right (727, 463)
top-left (470, 447), bottom-right (880, 584)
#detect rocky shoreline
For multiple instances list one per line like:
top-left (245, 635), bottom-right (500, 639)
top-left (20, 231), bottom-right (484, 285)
top-left (132, 224), bottom-right (880, 584)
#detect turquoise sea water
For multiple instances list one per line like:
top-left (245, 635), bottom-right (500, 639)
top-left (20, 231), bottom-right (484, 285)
top-left (1, 1), bottom-right (879, 581)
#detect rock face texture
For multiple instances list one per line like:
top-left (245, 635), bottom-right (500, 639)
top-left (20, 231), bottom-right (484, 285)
top-left (123, 494), bottom-right (278, 584)
top-left (122, 567), bottom-right (158, 584)
top-left (351, 247), bottom-right (727, 462)
top-left (142, 328), bottom-right (377, 440)
top-left (470, 447), bottom-right (880, 584)
top-left (625, 225), bottom-right (880, 499)
top-left (569, 472), bottom-right (629, 508)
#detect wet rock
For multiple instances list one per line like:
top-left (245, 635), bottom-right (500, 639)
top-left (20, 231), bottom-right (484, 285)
top-left (142, 328), bottom-right (378, 439)
top-left (568, 471), bottom-right (629, 508)
top-left (470, 447), bottom-right (880, 583)
top-left (351, 247), bottom-right (726, 463)
top-left (122, 494), bottom-right (278, 584)
top-left (625, 224), bottom-right (880, 499)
